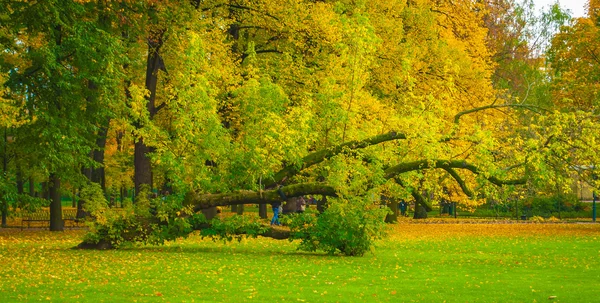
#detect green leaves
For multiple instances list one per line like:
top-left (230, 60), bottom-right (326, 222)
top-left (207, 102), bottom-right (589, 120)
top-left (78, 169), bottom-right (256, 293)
top-left (289, 196), bottom-right (388, 256)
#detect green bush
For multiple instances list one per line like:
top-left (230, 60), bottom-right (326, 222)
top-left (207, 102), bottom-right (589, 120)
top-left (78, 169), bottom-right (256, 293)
top-left (200, 215), bottom-right (269, 242)
top-left (288, 196), bottom-right (388, 256)
top-left (82, 186), bottom-right (195, 248)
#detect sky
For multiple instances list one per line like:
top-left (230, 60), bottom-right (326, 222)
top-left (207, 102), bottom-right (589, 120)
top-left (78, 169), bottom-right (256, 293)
top-left (533, 0), bottom-right (588, 18)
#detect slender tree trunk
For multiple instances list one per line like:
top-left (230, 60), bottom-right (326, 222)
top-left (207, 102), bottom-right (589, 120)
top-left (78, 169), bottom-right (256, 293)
top-left (49, 173), bottom-right (64, 231)
top-left (91, 126), bottom-right (108, 191)
top-left (15, 166), bottom-right (24, 212)
top-left (0, 203), bottom-right (5, 227)
top-left (1, 128), bottom-right (7, 226)
top-left (72, 190), bottom-right (77, 208)
top-left (16, 165), bottom-right (24, 195)
top-left (41, 182), bottom-right (49, 200)
top-left (28, 177), bottom-right (34, 197)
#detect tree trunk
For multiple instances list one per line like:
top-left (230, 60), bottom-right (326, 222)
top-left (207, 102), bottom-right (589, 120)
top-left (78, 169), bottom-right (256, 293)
top-left (236, 204), bottom-right (244, 215)
top-left (385, 198), bottom-right (399, 223)
top-left (16, 165), bottom-right (24, 194)
top-left (186, 183), bottom-right (337, 212)
top-left (0, 203), bottom-right (6, 227)
top-left (413, 203), bottom-right (428, 219)
top-left (201, 207), bottom-right (218, 220)
top-left (120, 187), bottom-right (126, 207)
top-left (29, 177), bottom-right (35, 197)
top-left (258, 204), bottom-right (267, 219)
top-left (134, 139), bottom-right (153, 196)
top-left (49, 173), bottom-right (64, 231)
top-left (41, 182), bottom-right (49, 200)
top-left (317, 195), bottom-right (328, 213)
top-left (72, 190), bottom-right (77, 208)
top-left (134, 30), bottom-right (164, 196)
top-left (91, 126), bottom-right (108, 191)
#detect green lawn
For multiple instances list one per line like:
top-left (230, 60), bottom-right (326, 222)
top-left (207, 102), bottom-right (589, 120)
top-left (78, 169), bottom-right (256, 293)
top-left (1, 223), bottom-right (599, 302)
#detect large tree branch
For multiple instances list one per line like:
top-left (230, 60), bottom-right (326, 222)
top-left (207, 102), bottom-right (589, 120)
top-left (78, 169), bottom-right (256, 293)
top-left (187, 159), bottom-right (526, 212)
top-left (395, 179), bottom-right (432, 212)
top-left (384, 159), bottom-right (526, 187)
top-left (265, 131), bottom-right (407, 188)
top-left (453, 103), bottom-right (548, 125)
top-left (441, 167), bottom-right (474, 197)
top-left (188, 183), bottom-right (337, 211)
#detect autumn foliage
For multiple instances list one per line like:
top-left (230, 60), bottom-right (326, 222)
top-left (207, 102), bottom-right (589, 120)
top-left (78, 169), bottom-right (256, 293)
top-left (0, 1), bottom-right (598, 251)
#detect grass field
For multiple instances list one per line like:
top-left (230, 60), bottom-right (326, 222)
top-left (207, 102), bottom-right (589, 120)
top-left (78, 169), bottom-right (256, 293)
top-left (1, 223), bottom-right (599, 302)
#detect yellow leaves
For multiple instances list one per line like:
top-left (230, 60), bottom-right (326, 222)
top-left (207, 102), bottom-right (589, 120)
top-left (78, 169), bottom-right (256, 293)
top-left (127, 84), bottom-right (150, 121)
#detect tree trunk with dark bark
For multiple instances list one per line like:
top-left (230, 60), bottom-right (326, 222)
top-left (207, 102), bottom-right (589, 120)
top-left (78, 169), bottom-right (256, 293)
top-left (258, 204), bottom-right (267, 219)
top-left (133, 30), bottom-right (165, 197)
top-left (91, 126), bottom-right (108, 190)
top-left (134, 139), bottom-right (153, 196)
top-left (413, 203), bottom-right (428, 219)
top-left (41, 182), bottom-right (49, 200)
top-left (49, 173), bottom-right (64, 231)
top-left (16, 166), bottom-right (24, 195)
top-left (29, 177), bottom-right (35, 197)
top-left (186, 183), bottom-right (337, 212)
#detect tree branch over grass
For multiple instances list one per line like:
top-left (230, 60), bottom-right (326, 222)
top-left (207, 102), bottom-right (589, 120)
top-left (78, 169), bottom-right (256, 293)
top-left (267, 103), bottom-right (543, 189)
top-left (384, 159), bottom-right (526, 187)
top-left (265, 131), bottom-right (407, 188)
top-left (188, 183), bottom-right (337, 211)
top-left (441, 167), bottom-right (475, 197)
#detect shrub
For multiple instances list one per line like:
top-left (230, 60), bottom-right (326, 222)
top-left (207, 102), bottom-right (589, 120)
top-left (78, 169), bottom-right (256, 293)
top-left (288, 196), bottom-right (388, 256)
top-left (200, 215), bottom-right (269, 242)
top-left (82, 186), bottom-right (196, 248)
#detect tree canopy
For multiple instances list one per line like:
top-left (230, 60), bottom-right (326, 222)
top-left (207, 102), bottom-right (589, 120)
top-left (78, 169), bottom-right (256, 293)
top-left (0, 0), bottom-right (598, 246)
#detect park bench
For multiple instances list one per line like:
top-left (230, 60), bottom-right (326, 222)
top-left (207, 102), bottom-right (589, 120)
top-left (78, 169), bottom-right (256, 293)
top-left (21, 208), bottom-right (81, 230)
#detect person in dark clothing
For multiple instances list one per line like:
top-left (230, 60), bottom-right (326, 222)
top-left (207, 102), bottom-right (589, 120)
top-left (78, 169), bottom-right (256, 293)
top-left (271, 201), bottom-right (282, 225)
top-left (399, 200), bottom-right (408, 216)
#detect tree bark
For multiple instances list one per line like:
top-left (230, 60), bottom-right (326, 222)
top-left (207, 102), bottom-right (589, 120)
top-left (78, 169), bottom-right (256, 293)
top-left (28, 177), bottom-right (34, 197)
top-left (41, 182), bottom-right (49, 200)
top-left (384, 159), bottom-right (526, 187)
top-left (91, 126), bottom-right (108, 190)
top-left (186, 183), bottom-right (337, 212)
top-left (265, 132), bottom-right (407, 188)
top-left (384, 197), bottom-right (399, 223)
top-left (49, 173), bottom-right (64, 231)
top-left (134, 139), bottom-right (153, 195)
top-left (258, 204), bottom-right (267, 219)
top-left (413, 203), bottom-right (428, 219)
top-left (134, 30), bottom-right (165, 196)
top-left (16, 165), bottom-right (24, 195)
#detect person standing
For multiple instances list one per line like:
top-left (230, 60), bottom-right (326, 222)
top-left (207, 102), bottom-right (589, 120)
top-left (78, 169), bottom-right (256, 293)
top-left (271, 201), bottom-right (282, 225)
top-left (399, 200), bottom-right (407, 216)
